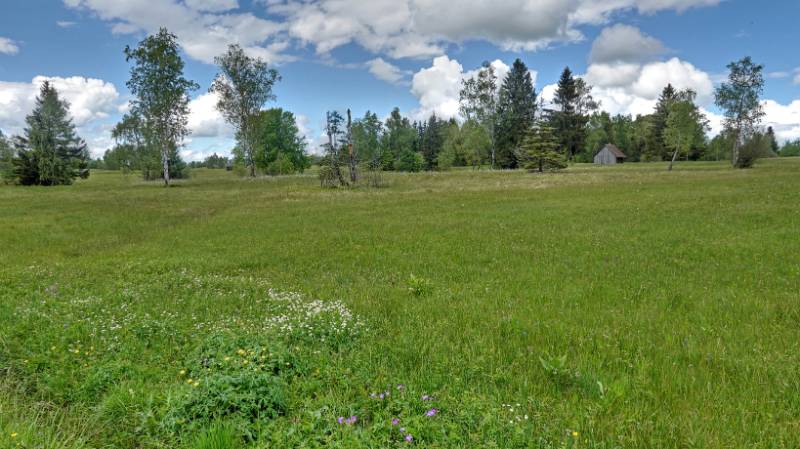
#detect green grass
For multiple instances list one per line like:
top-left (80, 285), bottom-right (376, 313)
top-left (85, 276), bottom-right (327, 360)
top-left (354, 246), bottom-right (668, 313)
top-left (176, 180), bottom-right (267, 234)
top-left (1, 160), bottom-right (799, 448)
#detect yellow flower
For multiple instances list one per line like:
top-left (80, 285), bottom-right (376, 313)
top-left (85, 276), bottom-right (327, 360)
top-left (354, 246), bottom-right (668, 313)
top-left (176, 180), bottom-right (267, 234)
top-left (186, 379), bottom-right (194, 384)
top-left (179, 369), bottom-right (186, 376)
top-left (10, 432), bottom-right (18, 438)
top-left (572, 431), bottom-right (579, 438)
top-left (237, 349), bottom-right (246, 356)
top-left (224, 356), bottom-right (231, 361)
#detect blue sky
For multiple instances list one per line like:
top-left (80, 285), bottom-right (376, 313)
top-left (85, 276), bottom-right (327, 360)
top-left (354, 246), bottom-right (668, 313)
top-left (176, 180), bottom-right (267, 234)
top-left (0, 0), bottom-right (798, 160)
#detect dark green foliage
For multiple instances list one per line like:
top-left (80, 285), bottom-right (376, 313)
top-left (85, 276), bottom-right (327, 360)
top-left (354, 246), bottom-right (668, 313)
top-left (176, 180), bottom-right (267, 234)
top-left (352, 111), bottom-right (384, 169)
top-left (250, 108), bottom-right (309, 175)
top-left (495, 58), bottom-right (537, 168)
top-left (11, 81), bottom-right (89, 186)
top-left (765, 127), bottom-right (779, 156)
top-left (395, 149), bottom-right (424, 172)
top-left (0, 130), bottom-right (15, 183)
top-left (419, 114), bottom-right (447, 170)
top-left (779, 139), bottom-right (800, 157)
top-left (736, 131), bottom-right (773, 168)
top-left (382, 108), bottom-right (417, 170)
top-left (550, 67), bottom-right (595, 161)
top-left (165, 334), bottom-right (300, 440)
top-left (202, 153), bottom-right (230, 169)
top-left (644, 84), bottom-right (679, 161)
top-left (517, 123), bottom-right (567, 172)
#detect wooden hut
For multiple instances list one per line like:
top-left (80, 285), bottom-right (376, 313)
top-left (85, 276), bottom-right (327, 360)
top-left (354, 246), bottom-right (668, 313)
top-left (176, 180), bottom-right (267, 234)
top-left (594, 144), bottom-right (627, 165)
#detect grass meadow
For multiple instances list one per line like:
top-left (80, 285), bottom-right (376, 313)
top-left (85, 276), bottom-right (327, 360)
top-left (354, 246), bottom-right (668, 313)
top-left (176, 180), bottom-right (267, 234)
top-left (1, 159), bottom-right (799, 448)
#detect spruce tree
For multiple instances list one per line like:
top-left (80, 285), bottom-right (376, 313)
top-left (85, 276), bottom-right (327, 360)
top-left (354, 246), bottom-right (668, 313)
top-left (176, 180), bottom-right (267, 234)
top-left (645, 84), bottom-right (678, 160)
top-left (551, 67), bottom-right (594, 161)
top-left (12, 81), bottom-right (89, 185)
top-left (495, 58), bottom-right (537, 169)
top-left (517, 123), bottom-right (567, 173)
top-left (0, 130), bottom-right (14, 183)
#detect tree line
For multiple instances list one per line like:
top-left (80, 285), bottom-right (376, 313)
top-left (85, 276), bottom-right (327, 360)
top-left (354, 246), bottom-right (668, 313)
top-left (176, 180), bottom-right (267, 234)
top-left (0, 35), bottom-right (790, 187)
top-left (317, 55), bottom-right (777, 187)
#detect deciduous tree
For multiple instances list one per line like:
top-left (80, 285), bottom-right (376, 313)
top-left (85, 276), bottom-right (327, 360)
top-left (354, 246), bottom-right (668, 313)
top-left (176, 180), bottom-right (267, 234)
top-left (715, 57), bottom-right (765, 168)
top-left (211, 44), bottom-right (280, 177)
top-left (125, 28), bottom-right (198, 186)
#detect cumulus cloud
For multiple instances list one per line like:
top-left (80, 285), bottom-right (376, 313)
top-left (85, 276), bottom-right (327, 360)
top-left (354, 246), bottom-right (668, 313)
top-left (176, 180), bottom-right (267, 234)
top-left (367, 58), bottom-right (407, 85)
top-left (187, 92), bottom-right (233, 138)
top-left (266, 0), bottom-right (721, 59)
top-left (64, 0), bottom-right (723, 62)
top-left (64, 0), bottom-right (288, 63)
top-left (409, 56), bottom-right (512, 120)
top-left (589, 24), bottom-right (665, 64)
top-left (762, 99), bottom-right (800, 142)
top-left (0, 37), bottom-right (20, 55)
top-left (0, 76), bottom-right (123, 156)
top-left (0, 76), bottom-right (121, 131)
top-left (584, 57), bottom-right (714, 116)
top-left (184, 0), bottom-right (239, 13)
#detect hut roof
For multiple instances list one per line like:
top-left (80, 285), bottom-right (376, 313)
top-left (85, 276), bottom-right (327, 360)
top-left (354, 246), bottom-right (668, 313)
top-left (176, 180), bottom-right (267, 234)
top-left (603, 144), bottom-right (627, 158)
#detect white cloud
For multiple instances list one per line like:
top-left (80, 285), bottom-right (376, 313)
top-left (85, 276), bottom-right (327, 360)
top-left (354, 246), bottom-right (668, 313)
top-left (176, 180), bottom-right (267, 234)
top-left (0, 37), bottom-right (20, 55)
top-left (64, 0), bottom-right (288, 64)
top-left (410, 57), bottom-right (511, 120)
top-left (187, 92), bottom-right (234, 138)
top-left (269, 0), bottom-right (720, 59)
top-left (57, 21), bottom-right (77, 28)
top-left (794, 69), bottom-right (800, 85)
top-left (0, 76), bottom-right (122, 156)
top-left (762, 99), bottom-right (800, 142)
top-left (367, 58), bottom-right (406, 85)
top-left (62, 0), bottom-right (722, 62)
top-left (585, 57), bottom-right (714, 116)
top-left (590, 24), bottom-right (665, 64)
top-left (185, 0), bottom-right (239, 13)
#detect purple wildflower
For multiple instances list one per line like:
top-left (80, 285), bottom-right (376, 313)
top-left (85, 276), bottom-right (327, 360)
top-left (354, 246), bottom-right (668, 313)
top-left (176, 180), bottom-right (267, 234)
top-left (392, 418), bottom-right (400, 426)
top-left (405, 434), bottom-right (414, 443)
top-left (400, 427), bottom-right (406, 433)
top-left (337, 416), bottom-right (344, 424)
top-left (397, 384), bottom-right (405, 390)
top-left (345, 416), bottom-right (358, 425)
top-left (426, 408), bottom-right (438, 417)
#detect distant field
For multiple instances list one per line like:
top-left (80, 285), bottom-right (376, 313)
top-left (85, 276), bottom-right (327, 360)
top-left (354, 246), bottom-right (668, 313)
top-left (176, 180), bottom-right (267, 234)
top-left (1, 159), bottom-right (799, 448)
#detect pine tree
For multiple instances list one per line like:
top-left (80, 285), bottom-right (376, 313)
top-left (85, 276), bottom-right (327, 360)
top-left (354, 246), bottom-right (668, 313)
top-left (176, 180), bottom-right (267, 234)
top-left (495, 58), bottom-right (537, 169)
top-left (517, 123), bottom-right (567, 173)
top-left (12, 81), bottom-right (89, 186)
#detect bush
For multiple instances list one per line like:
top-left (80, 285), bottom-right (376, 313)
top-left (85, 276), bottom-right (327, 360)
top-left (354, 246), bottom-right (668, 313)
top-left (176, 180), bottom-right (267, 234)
top-left (395, 150), bottom-right (424, 172)
top-left (736, 133), bottom-right (771, 168)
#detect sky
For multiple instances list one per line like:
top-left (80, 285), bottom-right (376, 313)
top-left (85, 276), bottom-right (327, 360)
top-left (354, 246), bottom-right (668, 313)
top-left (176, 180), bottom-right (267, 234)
top-left (0, 0), bottom-right (799, 161)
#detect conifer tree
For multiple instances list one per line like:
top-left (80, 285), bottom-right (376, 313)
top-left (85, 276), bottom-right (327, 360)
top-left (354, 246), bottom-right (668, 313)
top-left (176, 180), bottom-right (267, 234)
top-left (517, 123), bottom-right (567, 173)
top-left (495, 58), bottom-right (537, 168)
top-left (12, 81), bottom-right (89, 185)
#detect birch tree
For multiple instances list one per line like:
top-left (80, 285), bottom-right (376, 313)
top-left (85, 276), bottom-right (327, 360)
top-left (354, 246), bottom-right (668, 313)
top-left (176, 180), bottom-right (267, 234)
top-left (124, 28), bottom-right (198, 186)
top-left (210, 44), bottom-right (280, 177)
top-left (714, 57), bottom-right (765, 168)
